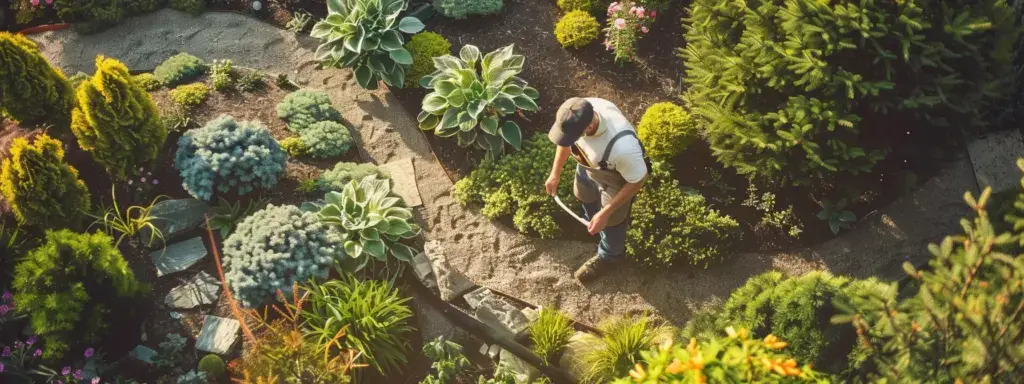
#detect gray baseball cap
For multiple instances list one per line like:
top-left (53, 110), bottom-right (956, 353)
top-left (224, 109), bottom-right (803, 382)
top-left (548, 97), bottom-right (594, 147)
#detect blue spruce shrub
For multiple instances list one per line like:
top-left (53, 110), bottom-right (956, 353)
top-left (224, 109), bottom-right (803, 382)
top-left (153, 52), bottom-right (207, 87)
top-left (275, 90), bottom-right (342, 133)
top-left (174, 115), bottom-right (287, 201)
top-left (300, 121), bottom-right (353, 159)
top-left (222, 204), bottom-right (344, 308)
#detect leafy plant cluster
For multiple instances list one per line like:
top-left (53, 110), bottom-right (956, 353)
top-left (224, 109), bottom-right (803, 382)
top-left (557, 0), bottom-right (601, 14)
top-left (0, 32), bottom-right (75, 128)
top-left (0, 134), bottom-right (91, 229)
top-left (682, 0), bottom-right (1019, 186)
top-left (276, 89), bottom-right (354, 159)
top-left (47, 0), bottom-right (157, 33)
top-left (420, 336), bottom-right (471, 384)
top-left (555, 11), bottom-right (600, 49)
top-left (210, 59), bottom-right (236, 92)
top-left (405, 32), bottom-right (452, 88)
top-left (453, 134), bottom-right (576, 239)
top-left (318, 161), bottom-right (391, 193)
top-left (434, 0), bottom-right (503, 19)
top-left (13, 230), bottom-right (144, 359)
top-left (169, 82), bottom-right (210, 109)
top-left (577, 315), bottom-right (675, 383)
top-left (204, 196), bottom-right (270, 239)
top-left (604, 1), bottom-right (655, 63)
top-left (627, 162), bottom-right (739, 268)
top-left (71, 55), bottom-right (168, 181)
top-left (308, 175), bottom-right (421, 271)
top-left (817, 198), bottom-right (856, 235)
top-left (418, 44), bottom-right (539, 158)
top-left (742, 184), bottom-right (804, 241)
top-left (87, 187), bottom-right (167, 247)
top-left (174, 115), bottom-right (287, 200)
top-left (310, 0), bottom-right (425, 89)
top-left (153, 52), bottom-right (208, 87)
top-left (636, 102), bottom-right (697, 162)
top-left (277, 89), bottom-right (343, 132)
top-left (221, 204), bottom-right (344, 308)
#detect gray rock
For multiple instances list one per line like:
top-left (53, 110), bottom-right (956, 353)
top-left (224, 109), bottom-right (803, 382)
top-left (464, 287), bottom-right (493, 309)
top-left (424, 241), bottom-right (475, 301)
top-left (410, 293), bottom-right (472, 345)
top-left (378, 157), bottom-right (422, 207)
top-left (142, 199), bottom-right (210, 246)
top-left (479, 343), bottom-right (490, 356)
top-left (165, 271), bottom-right (221, 309)
top-left (499, 349), bottom-right (540, 383)
top-left (487, 344), bottom-right (501, 360)
top-left (152, 237), bottom-right (208, 277)
top-left (475, 296), bottom-right (531, 338)
top-left (412, 250), bottom-right (437, 289)
top-left (968, 129), bottom-right (1024, 193)
top-left (129, 345), bottom-right (158, 364)
top-left (196, 316), bottom-right (240, 355)
top-left (523, 306), bottom-right (541, 323)
top-left (558, 332), bottom-right (595, 382)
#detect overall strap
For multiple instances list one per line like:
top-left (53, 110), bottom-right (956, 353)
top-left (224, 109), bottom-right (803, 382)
top-left (598, 130), bottom-right (646, 171)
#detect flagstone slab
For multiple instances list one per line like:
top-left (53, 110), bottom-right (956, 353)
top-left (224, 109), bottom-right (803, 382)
top-left (967, 129), bottom-right (1024, 193)
top-left (152, 237), bottom-right (208, 277)
top-left (165, 271), bottom-right (221, 309)
top-left (196, 316), bottom-right (240, 355)
top-left (379, 158), bottom-right (422, 207)
top-left (142, 198), bottom-right (210, 246)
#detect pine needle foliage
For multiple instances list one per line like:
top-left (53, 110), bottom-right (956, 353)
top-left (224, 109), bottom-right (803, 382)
top-left (71, 56), bottom-right (168, 180)
top-left (0, 32), bottom-right (75, 128)
top-left (0, 134), bottom-right (90, 229)
top-left (682, 0), bottom-right (1020, 186)
top-left (13, 230), bottom-right (143, 360)
top-left (530, 307), bottom-right (575, 364)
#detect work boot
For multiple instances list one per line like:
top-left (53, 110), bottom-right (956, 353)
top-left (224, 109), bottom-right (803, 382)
top-left (574, 255), bottom-right (619, 283)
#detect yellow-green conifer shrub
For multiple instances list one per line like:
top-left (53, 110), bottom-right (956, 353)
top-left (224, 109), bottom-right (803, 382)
top-left (0, 32), bottom-right (75, 128)
top-left (0, 134), bottom-right (90, 229)
top-left (636, 102), bottom-right (698, 161)
top-left (71, 56), bottom-right (168, 180)
top-left (555, 11), bottom-right (600, 49)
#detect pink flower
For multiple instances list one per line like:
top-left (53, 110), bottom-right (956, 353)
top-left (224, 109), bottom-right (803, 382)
top-left (140, 177), bottom-right (146, 183)
top-left (614, 18), bottom-right (626, 29)
top-left (45, 0), bottom-right (52, 4)
top-left (2, 291), bottom-right (11, 301)
top-left (642, 26), bottom-right (649, 33)
top-left (26, 336), bottom-right (36, 346)
top-left (636, 6), bottom-right (645, 18)
top-left (61, 366), bottom-right (71, 376)
top-left (73, 370), bottom-right (83, 380)
top-left (650, 10), bottom-right (657, 18)
top-left (0, 362), bottom-right (4, 373)
top-left (30, 0), bottom-right (39, 6)
top-left (33, 349), bottom-right (42, 357)
top-left (629, 6), bottom-right (636, 14)
top-left (84, 348), bottom-right (94, 358)
top-left (92, 378), bottom-right (101, 384)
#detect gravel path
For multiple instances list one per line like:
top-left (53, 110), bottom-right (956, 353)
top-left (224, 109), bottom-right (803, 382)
top-left (30, 9), bottom-right (979, 326)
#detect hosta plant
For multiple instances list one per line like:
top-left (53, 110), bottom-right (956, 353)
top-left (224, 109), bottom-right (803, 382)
top-left (308, 175), bottom-right (421, 271)
top-left (417, 44), bottom-right (539, 158)
top-left (310, 0), bottom-right (426, 90)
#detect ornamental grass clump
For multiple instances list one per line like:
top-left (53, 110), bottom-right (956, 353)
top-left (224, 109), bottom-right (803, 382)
top-left (636, 102), bottom-right (697, 161)
top-left (276, 89), bottom-right (343, 133)
top-left (0, 32), bottom-right (75, 127)
top-left (310, 0), bottom-right (424, 89)
top-left (153, 52), bottom-right (207, 86)
top-left (221, 204), bottom-right (344, 308)
top-left (604, 1), bottom-right (654, 63)
top-left (0, 134), bottom-right (90, 229)
top-left (682, 0), bottom-right (1019, 186)
top-left (580, 314), bottom-right (674, 384)
top-left (404, 32), bottom-right (452, 88)
top-left (13, 230), bottom-right (144, 359)
top-left (301, 274), bottom-right (414, 376)
top-left (626, 162), bottom-right (739, 268)
top-left (555, 11), bottom-right (600, 49)
top-left (530, 308), bottom-right (575, 364)
top-left (418, 44), bottom-right (540, 159)
top-left (71, 56), bottom-right (168, 180)
top-left (174, 115), bottom-right (287, 201)
top-left (453, 135), bottom-right (575, 238)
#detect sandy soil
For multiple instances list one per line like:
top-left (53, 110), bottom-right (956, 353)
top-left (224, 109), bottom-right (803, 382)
top-left (30, 9), bottom-right (980, 327)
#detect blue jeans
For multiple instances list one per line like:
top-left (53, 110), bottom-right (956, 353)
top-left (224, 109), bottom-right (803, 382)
top-left (581, 200), bottom-right (628, 261)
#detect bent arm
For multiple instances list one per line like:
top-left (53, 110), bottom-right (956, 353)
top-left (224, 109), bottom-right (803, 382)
top-left (549, 145), bottom-right (572, 179)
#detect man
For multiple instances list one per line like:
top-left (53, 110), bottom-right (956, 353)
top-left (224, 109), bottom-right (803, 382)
top-left (545, 97), bottom-right (648, 282)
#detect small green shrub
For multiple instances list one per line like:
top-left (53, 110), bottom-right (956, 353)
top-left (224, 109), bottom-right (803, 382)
top-left (222, 204), bottom-right (343, 307)
top-left (300, 121), bottom-right (353, 159)
top-left (404, 32), bottom-right (452, 88)
top-left (153, 52), bottom-right (208, 86)
top-left (0, 134), bottom-right (91, 229)
top-left (13, 230), bottom-right (144, 359)
top-left (280, 137), bottom-right (310, 158)
top-left (555, 11), bottom-right (600, 49)
top-left (636, 102), bottom-right (697, 161)
top-left (133, 73), bottom-right (162, 91)
top-left (211, 59), bottom-right (236, 92)
top-left (169, 0), bottom-right (204, 15)
top-left (557, 0), bottom-right (600, 13)
top-left (198, 354), bottom-right (226, 380)
top-left (580, 315), bottom-right (674, 384)
top-left (169, 83), bottom-right (210, 109)
top-left (276, 89), bottom-right (342, 133)
top-left (436, 0), bottom-right (503, 19)
top-left (626, 162), bottom-right (739, 268)
top-left (302, 274), bottom-right (414, 375)
top-left (0, 32), bottom-right (75, 127)
top-left (72, 56), bottom-right (168, 180)
top-left (743, 185), bottom-right (804, 241)
top-left (453, 135), bottom-right (576, 239)
top-left (318, 162), bottom-right (390, 192)
top-left (237, 71), bottom-right (265, 93)
top-left (421, 336), bottom-right (472, 384)
top-left (174, 115), bottom-right (287, 200)
top-left (530, 308), bottom-right (574, 364)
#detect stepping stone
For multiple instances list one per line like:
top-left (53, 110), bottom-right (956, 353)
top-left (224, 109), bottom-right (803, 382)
top-left (142, 198), bottom-right (211, 245)
top-left (967, 129), bottom-right (1024, 193)
top-left (379, 158), bottom-right (422, 207)
top-left (165, 271), bottom-right (221, 309)
top-left (129, 345), bottom-right (158, 365)
top-left (423, 241), bottom-right (475, 301)
top-left (196, 315), bottom-right (240, 355)
top-left (151, 237), bottom-right (208, 277)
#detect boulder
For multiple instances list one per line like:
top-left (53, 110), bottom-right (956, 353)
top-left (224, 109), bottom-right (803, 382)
top-left (423, 241), bottom-right (475, 301)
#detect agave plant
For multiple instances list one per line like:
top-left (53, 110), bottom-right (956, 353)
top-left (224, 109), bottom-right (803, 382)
top-left (311, 0), bottom-right (426, 90)
top-left (306, 175), bottom-right (420, 270)
top-left (417, 44), bottom-right (540, 159)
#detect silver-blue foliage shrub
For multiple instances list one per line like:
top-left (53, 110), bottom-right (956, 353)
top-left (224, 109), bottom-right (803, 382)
top-left (222, 204), bottom-right (344, 308)
top-left (301, 121), bottom-right (353, 159)
top-left (174, 115), bottom-right (287, 201)
top-left (275, 89), bottom-right (342, 133)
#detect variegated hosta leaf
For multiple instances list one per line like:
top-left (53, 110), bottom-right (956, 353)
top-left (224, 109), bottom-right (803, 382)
top-left (312, 0), bottom-right (415, 90)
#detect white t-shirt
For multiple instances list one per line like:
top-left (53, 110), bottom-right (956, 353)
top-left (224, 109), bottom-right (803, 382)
top-left (575, 98), bottom-right (647, 183)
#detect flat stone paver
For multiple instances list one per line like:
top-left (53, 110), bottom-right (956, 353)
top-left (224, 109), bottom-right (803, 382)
top-left (196, 315), bottom-right (240, 355)
top-left (379, 157), bottom-right (423, 207)
top-left (967, 129), bottom-right (1024, 193)
top-left (152, 237), bottom-right (208, 277)
top-left (143, 198), bottom-right (211, 245)
top-left (165, 271), bottom-right (221, 309)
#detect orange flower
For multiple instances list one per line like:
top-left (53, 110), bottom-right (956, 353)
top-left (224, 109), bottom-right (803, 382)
top-left (763, 334), bottom-right (788, 350)
top-left (629, 363), bottom-right (647, 382)
top-left (762, 358), bottom-right (802, 377)
top-left (725, 327), bottom-right (748, 339)
top-left (687, 338), bottom-right (699, 355)
top-left (666, 359), bottom-right (686, 374)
